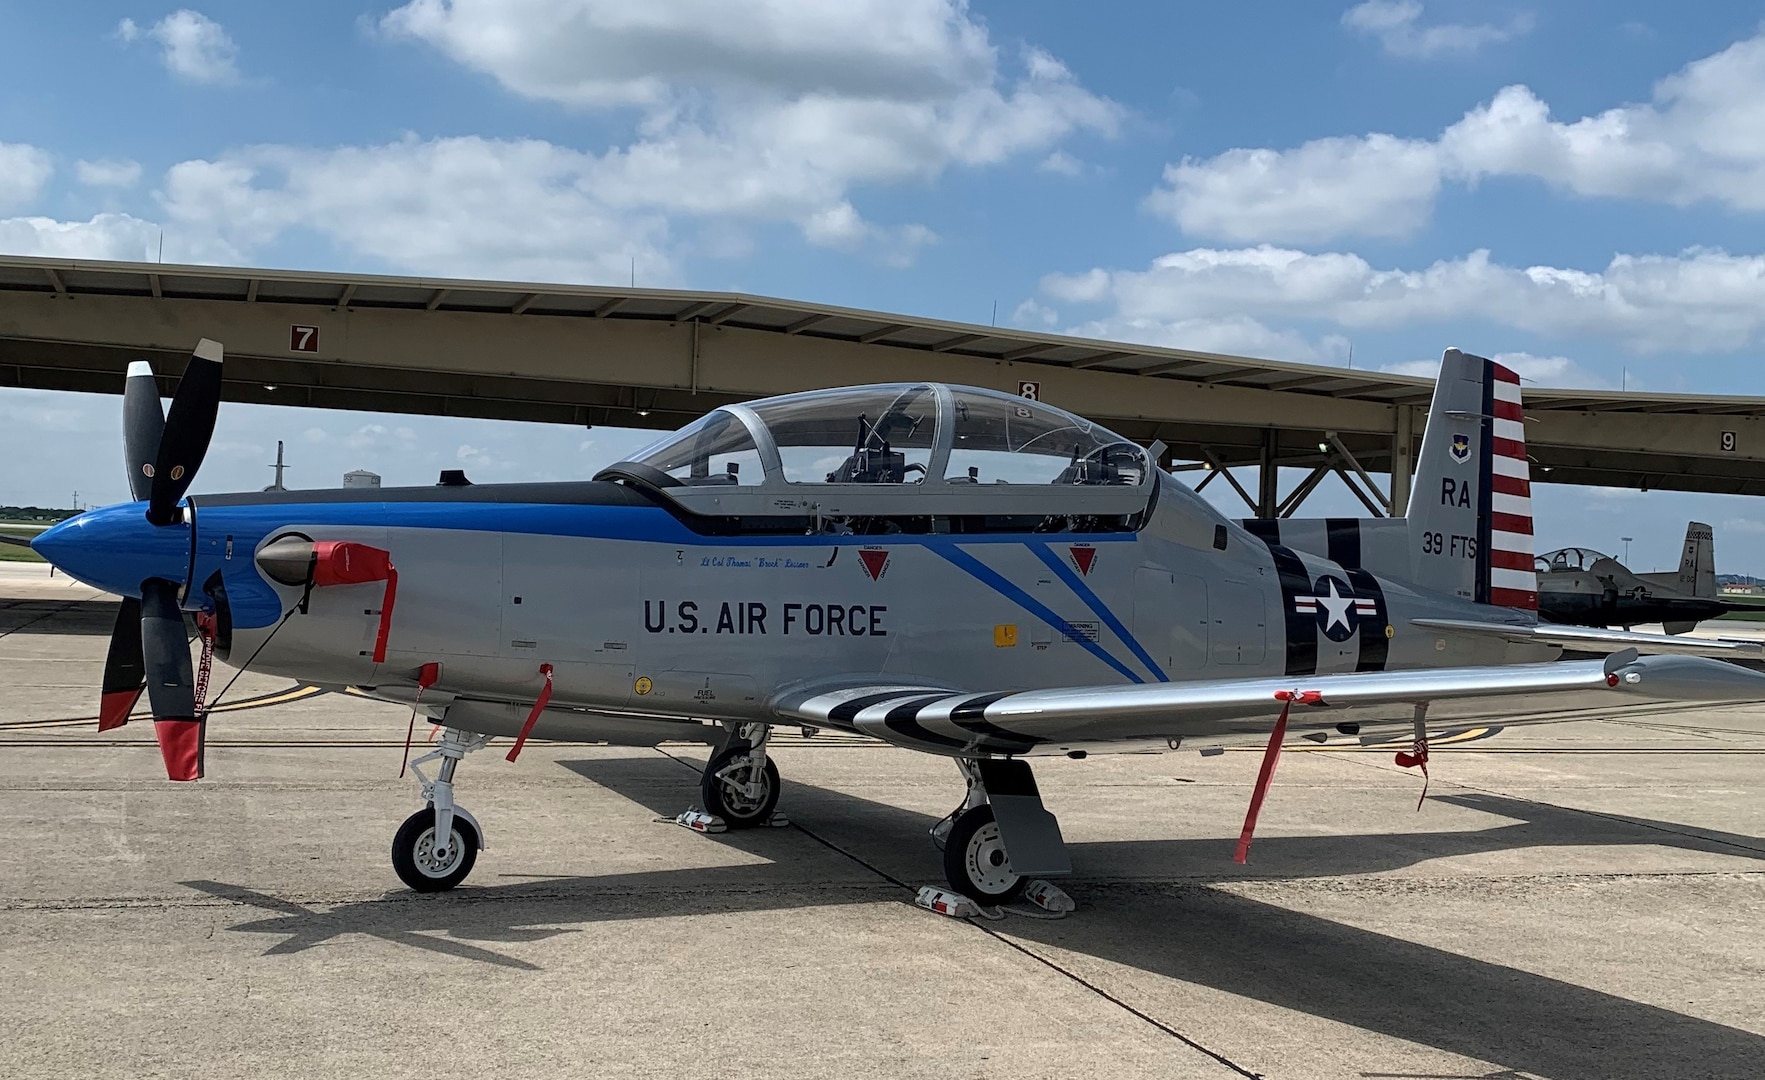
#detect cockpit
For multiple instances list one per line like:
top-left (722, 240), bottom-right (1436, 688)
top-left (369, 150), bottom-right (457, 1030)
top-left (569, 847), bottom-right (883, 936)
top-left (598, 383), bottom-right (1156, 534)
top-left (1537, 547), bottom-right (1610, 573)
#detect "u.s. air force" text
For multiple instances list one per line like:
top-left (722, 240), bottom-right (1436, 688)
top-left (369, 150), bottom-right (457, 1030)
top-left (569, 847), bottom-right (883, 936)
top-left (644, 600), bottom-right (887, 636)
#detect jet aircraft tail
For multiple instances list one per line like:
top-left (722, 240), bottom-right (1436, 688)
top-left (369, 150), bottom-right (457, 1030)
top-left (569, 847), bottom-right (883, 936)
top-left (1405, 349), bottom-right (1537, 611)
top-left (1639, 522), bottom-right (1716, 598)
top-left (1237, 349), bottom-right (1537, 613)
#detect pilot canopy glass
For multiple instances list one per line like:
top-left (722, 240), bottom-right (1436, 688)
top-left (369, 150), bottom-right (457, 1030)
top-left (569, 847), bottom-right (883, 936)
top-left (616, 383), bottom-right (1155, 532)
top-left (944, 391), bottom-right (1147, 486)
top-left (748, 385), bottom-right (938, 484)
top-left (632, 409), bottom-right (763, 486)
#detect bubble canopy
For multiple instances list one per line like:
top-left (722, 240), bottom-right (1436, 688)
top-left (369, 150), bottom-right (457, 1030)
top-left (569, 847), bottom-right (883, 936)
top-left (608, 383), bottom-right (1155, 523)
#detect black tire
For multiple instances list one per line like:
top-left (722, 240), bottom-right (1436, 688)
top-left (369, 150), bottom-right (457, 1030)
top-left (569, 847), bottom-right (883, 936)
top-left (700, 743), bottom-right (781, 828)
top-left (391, 806), bottom-right (479, 892)
top-left (943, 803), bottom-right (1026, 904)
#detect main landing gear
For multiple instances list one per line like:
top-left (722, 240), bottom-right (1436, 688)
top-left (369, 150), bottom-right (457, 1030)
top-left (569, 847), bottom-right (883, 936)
top-left (932, 759), bottom-right (1071, 903)
top-left (700, 723), bottom-right (780, 827)
top-left (394, 727), bottom-right (490, 892)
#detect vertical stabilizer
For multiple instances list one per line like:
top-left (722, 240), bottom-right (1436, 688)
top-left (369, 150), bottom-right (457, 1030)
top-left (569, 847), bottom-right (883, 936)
top-left (1674, 522), bottom-right (1716, 597)
top-left (1407, 349), bottom-right (1537, 610)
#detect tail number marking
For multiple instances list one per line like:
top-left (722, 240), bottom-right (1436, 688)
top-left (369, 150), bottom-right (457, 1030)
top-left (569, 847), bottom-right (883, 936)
top-left (1421, 531), bottom-right (1478, 558)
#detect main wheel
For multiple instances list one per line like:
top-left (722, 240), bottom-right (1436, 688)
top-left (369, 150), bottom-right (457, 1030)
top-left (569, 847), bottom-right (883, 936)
top-left (701, 742), bottom-right (781, 828)
top-left (392, 806), bottom-right (479, 892)
top-left (943, 803), bottom-right (1025, 904)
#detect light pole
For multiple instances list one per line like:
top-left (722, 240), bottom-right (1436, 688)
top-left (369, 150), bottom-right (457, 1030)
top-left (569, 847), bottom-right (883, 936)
top-left (1621, 536), bottom-right (1634, 564)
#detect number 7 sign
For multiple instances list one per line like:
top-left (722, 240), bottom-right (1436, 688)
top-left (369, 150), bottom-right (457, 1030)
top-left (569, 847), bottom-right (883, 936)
top-left (290, 325), bottom-right (319, 353)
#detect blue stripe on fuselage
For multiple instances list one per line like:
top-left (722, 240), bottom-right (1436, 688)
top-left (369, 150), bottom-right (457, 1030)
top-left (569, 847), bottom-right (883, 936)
top-left (1026, 540), bottom-right (1168, 683)
top-left (191, 499), bottom-right (1143, 629)
top-left (931, 545), bottom-right (1144, 684)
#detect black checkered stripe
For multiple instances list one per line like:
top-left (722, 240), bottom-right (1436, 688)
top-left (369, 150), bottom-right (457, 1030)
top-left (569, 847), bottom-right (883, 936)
top-left (778, 686), bottom-right (1040, 756)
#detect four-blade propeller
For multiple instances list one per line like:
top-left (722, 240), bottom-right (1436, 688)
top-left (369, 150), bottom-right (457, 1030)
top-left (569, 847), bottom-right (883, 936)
top-left (102, 340), bottom-right (224, 780)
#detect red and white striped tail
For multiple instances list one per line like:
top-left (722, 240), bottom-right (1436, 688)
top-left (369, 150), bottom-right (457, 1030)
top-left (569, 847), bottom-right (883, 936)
top-left (1486, 363), bottom-right (1537, 611)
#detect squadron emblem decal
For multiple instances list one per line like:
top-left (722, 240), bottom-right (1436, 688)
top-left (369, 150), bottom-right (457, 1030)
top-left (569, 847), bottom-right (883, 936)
top-left (1294, 575), bottom-right (1379, 643)
top-left (858, 548), bottom-right (890, 581)
top-left (1450, 432), bottom-right (1471, 464)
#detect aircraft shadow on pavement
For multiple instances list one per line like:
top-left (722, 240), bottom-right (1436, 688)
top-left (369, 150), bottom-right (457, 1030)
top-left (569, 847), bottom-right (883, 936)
top-left (0, 598), bottom-right (120, 636)
top-left (187, 754), bottom-right (1765, 1080)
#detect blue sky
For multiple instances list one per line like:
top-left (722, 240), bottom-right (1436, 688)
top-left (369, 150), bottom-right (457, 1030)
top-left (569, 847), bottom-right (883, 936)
top-left (7, 1), bottom-right (1765, 573)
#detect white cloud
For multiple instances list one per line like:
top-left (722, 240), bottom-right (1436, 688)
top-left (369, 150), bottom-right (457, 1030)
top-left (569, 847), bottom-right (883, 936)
top-left (1155, 29), bottom-right (1765, 243)
top-left (1010, 299), bottom-right (1059, 329)
top-left (1147, 134), bottom-right (1439, 244)
top-left (75, 159), bottom-right (143, 188)
top-left (383, 0), bottom-right (996, 108)
top-left (0, 143), bottom-right (53, 211)
top-left (1342, 1), bottom-right (1533, 59)
top-left (1062, 313), bottom-right (1349, 366)
top-left (121, 10), bottom-right (240, 84)
top-left (1043, 244), bottom-right (1765, 355)
top-left (1038, 150), bottom-right (1084, 176)
top-left (0, 213), bottom-right (162, 260)
top-left (1382, 350), bottom-right (1613, 388)
top-left (370, 0), bottom-right (1117, 266)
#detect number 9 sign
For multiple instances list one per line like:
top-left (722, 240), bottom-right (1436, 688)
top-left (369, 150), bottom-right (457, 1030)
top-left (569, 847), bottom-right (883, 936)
top-left (1722, 430), bottom-right (1737, 452)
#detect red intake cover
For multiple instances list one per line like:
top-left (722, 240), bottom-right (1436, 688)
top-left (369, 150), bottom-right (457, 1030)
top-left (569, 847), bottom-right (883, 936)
top-left (311, 541), bottom-right (393, 586)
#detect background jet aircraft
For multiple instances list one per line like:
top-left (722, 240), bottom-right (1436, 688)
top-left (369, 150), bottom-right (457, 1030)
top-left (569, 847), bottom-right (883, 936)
top-left (31, 344), bottom-right (1765, 904)
top-left (1535, 524), bottom-right (1748, 633)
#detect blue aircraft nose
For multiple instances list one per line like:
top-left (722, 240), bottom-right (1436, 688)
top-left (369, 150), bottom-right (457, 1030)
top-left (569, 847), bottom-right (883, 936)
top-left (32, 503), bottom-right (193, 599)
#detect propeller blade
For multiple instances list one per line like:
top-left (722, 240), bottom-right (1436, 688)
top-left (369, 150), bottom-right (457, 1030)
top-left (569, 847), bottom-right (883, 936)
top-left (146, 339), bottom-right (223, 527)
top-left (123, 360), bottom-right (166, 503)
top-left (99, 596), bottom-right (145, 731)
top-left (140, 578), bottom-right (204, 780)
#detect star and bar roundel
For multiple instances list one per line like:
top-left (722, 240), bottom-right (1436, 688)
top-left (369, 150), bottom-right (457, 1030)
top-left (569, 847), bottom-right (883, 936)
top-left (1294, 574), bottom-right (1379, 643)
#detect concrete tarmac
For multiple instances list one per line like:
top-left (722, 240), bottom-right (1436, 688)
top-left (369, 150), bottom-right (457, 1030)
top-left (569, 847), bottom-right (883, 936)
top-left (2, 577), bottom-right (1763, 1079)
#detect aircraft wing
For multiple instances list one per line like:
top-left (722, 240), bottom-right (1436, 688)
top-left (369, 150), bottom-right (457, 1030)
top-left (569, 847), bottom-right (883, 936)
top-left (1412, 618), bottom-right (1765, 659)
top-left (770, 652), bottom-right (1765, 756)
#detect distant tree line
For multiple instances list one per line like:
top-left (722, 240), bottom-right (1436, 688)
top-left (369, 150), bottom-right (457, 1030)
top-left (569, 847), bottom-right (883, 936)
top-left (0, 506), bottom-right (77, 523)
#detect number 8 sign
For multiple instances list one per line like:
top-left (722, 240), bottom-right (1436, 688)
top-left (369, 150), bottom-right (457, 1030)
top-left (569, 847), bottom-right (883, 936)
top-left (1017, 380), bottom-right (1040, 402)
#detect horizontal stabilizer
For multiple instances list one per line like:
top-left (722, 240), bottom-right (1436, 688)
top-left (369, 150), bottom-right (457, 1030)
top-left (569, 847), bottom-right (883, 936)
top-left (1412, 618), bottom-right (1765, 659)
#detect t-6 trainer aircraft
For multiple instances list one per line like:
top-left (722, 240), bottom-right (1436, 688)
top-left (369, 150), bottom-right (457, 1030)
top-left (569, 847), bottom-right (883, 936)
top-left (31, 342), bottom-right (1765, 902)
top-left (1535, 523), bottom-right (1748, 633)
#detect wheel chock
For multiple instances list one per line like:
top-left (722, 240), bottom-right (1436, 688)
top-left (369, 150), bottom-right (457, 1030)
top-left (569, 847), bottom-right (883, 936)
top-left (674, 809), bottom-right (726, 834)
top-left (1024, 879), bottom-right (1075, 913)
top-left (764, 812), bottom-right (790, 827)
top-left (915, 886), bottom-right (981, 919)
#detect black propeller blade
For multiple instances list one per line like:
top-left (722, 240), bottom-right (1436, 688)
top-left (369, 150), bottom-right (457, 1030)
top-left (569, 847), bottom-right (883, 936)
top-left (99, 596), bottom-right (146, 732)
top-left (146, 338), bottom-right (223, 526)
top-left (140, 578), bottom-right (204, 781)
top-left (123, 360), bottom-right (166, 503)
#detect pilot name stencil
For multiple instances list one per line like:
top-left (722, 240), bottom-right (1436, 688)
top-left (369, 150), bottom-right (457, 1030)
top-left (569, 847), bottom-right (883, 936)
top-left (644, 599), bottom-right (888, 636)
top-left (700, 554), bottom-right (814, 569)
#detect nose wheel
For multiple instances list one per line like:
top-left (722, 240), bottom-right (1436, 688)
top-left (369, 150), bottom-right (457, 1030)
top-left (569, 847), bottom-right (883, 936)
top-left (392, 806), bottom-right (479, 892)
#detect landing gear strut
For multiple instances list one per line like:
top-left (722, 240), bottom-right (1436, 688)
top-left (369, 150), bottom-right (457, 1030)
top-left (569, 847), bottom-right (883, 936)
top-left (701, 723), bottom-right (780, 827)
top-left (933, 758), bottom-right (1068, 904)
top-left (395, 726), bottom-right (489, 892)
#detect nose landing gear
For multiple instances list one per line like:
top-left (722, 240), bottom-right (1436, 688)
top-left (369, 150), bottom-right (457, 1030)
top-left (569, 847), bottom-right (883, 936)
top-left (395, 726), bottom-right (490, 892)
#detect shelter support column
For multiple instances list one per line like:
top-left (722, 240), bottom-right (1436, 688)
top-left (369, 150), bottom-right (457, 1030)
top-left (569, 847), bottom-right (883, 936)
top-left (1257, 429), bottom-right (1278, 518)
top-left (1390, 406), bottom-right (1414, 517)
